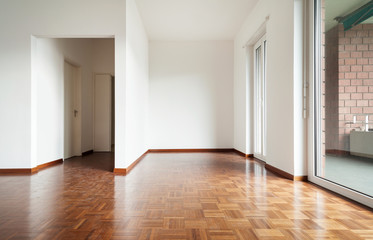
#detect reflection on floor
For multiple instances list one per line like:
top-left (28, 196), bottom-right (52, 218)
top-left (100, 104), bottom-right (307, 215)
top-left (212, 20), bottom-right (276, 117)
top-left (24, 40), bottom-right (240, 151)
top-left (325, 154), bottom-right (373, 197)
top-left (1, 152), bottom-right (373, 239)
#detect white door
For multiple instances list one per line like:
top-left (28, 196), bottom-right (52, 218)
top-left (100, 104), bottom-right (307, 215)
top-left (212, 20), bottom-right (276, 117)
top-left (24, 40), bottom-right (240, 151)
top-left (94, 74), bottom-right (112, 152)
top-left (64, 61), bottom-right (81, 159)
top-left (254, 36), bottom-right (267, 161)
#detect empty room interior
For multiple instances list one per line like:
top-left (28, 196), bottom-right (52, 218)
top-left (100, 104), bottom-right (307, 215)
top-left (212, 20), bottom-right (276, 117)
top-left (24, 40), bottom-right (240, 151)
top-left (0, 0), bottom-right (373, 239)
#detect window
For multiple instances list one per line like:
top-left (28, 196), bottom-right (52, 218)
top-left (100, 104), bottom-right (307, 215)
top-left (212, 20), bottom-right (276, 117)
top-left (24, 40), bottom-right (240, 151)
top-left (254, 36), bottom-right (267, 161)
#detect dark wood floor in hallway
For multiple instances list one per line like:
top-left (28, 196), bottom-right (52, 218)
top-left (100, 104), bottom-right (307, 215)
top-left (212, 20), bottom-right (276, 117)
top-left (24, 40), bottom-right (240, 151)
top-left (0, 152), bottom-right (372, 239)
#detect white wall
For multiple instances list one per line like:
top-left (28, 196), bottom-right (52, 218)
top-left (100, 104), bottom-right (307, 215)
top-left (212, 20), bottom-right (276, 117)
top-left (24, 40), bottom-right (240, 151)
top-left (0, 0), bottom-right (127, 169)
top-left (94, 74), bottom-right (113, 152)
top-left (123, 0), bottom-right (149, 168)
top-left (149, 41), bottom-right (234, 149)
top-left (293, 0), bottom-right (307, 176)
top-left (234, 0), bottom-right (307, 176)
top-left (33, 38), bottom-right (64, 166)
top-left (92, 38), bottom-right (115, 148)
top-left (92, 39), bottom-right (115, 76)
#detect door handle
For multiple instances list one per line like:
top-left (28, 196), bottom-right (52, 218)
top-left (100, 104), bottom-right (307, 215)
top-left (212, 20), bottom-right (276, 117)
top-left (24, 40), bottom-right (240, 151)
top-left (74, 110), bottom-right (78, 117)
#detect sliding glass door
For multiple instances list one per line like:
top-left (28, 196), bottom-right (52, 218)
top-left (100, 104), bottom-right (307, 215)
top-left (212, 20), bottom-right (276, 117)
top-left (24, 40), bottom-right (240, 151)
top-left (254, 36), bottom-right (267, 161)
top-left (313, 0), bottom-right (373, 207)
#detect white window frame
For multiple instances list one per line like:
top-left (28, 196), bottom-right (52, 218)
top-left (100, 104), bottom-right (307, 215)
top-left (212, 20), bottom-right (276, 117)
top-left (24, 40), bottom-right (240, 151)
top-left (253, 35), bottom-right (267, 161)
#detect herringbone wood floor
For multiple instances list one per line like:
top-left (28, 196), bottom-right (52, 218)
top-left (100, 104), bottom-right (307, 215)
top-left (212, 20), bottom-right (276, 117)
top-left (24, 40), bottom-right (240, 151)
top-left (0, 152), bottom-right (372, 239)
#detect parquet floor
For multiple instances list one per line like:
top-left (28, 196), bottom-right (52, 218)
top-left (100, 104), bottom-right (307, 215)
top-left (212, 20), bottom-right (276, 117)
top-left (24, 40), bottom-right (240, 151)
top-left (0, 152), bottom-right (372, 239)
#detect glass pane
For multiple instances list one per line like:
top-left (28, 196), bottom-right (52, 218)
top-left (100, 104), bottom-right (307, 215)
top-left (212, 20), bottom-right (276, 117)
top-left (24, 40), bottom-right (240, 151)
top-left (317, 0), bottom-right (373, 197)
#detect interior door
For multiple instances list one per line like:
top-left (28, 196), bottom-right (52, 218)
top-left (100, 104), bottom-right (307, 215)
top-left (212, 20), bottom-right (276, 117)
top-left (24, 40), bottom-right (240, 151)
top-left (254, 36), bottom-right (267, 161)
top-left (64, 61), bottom-right (81, 159)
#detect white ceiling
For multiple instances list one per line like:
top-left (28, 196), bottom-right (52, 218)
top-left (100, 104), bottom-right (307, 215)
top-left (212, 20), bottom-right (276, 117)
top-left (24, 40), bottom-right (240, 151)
top-left (325, 0), bottom-right (371, 31)
top-left (135, 0), bottom-right (259, 41)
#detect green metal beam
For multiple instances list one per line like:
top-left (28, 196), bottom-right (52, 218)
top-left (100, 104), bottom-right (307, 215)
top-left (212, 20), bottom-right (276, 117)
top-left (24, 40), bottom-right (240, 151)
top-left (336, 1), bottom-right (373, 31)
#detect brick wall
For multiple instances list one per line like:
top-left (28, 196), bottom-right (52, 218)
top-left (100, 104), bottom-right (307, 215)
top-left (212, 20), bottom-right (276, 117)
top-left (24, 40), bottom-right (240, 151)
top-left (325, 23), bottom-right (373, 152)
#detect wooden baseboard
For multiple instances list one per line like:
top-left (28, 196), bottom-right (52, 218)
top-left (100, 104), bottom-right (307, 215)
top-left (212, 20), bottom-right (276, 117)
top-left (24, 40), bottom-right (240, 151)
top-left (294, 175), bottom-right (308, 181)
top-left (149, 148), bottom-right (254, 158)
top-left (265, 163), bottom-right (307, 181)
top-left (233, 149), bottom-right (246, 157)
top-left (36, 159), bottom-right (63, 171)
top-left (126, 150), bottom-right (149, 173)
top-left (326, 149), bottom-right (350, 156)
top-left (114, 150), bottom-right (149, 175)
top-left (0, 158), bottom-right (63, 175)
top-left (148, 148), bottom-right (234, 153)
top-left (0, 168), bottom-right (35, 174)
top-left (113, 168), bottom-right (127, 174)
top-left (265, 164), bottom-right (293, 180)
top-left (253, 157), bottom-right (265, 164)
top-left (82, 150), bottom-right (94, 156)
top-left (232, 149), bottom-right (254, 158)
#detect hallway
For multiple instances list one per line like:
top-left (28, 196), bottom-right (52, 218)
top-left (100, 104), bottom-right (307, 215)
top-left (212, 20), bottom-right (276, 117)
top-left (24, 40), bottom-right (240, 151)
top-left (0, 152), bottom-right (372, 239)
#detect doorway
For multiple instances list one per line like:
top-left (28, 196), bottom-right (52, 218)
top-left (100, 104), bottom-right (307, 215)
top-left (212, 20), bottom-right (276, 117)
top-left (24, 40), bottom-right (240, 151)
top-left (31, 37), bottom-right (115, 170)
top-left (253, 35), bottom-right (267, 161)
top-left (64, 61), bottom-right (82, 159)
